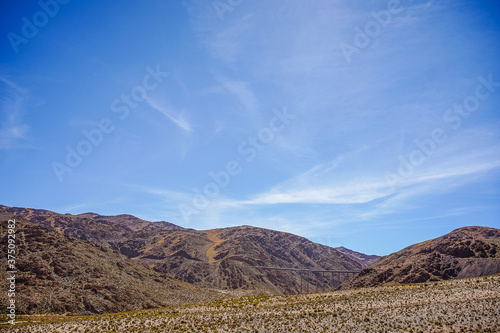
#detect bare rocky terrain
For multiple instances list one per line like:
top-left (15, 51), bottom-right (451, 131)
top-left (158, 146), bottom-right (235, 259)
top-left (0, 205), bottom-right (363, 296)
top-left (144, 225), bottom-right (362, 294)
top-left (0, 220), bottom-right (223, 315)
top-left (3, 274), bottom-right (499, 332)
top-left (333, 246), bottom-right (381, 268)
top-left (344, 226), bottom-right (500, 288)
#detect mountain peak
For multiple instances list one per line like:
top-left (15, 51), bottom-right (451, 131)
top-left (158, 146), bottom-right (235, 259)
top-left (334, 246), bottom-right (381, 268)
top-left (344, 226), bottom-right (500, 288)
top-left (0, 204), bottom-right (363, 296)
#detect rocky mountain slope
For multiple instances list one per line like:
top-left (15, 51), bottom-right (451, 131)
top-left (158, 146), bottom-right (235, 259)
top-left (140, 225), bottom-right (363, 294)
top-left (333, 246), bottom-right (380, 267)
top-left (0, 205), bottom-right (183, 252)
top-left (77, 212), bottom-right (186, 231)
top-left (344, 226), bottom-right (500, 288)
top-left (0, 219), bottom-right (222, 315)
top-left (0, 205), bottom-right (363, 295)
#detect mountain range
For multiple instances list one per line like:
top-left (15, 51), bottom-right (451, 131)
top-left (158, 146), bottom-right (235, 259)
top-left (0, 205), bottom-right (364, 313)
top-left (1, 204), bottom-right (499, 315)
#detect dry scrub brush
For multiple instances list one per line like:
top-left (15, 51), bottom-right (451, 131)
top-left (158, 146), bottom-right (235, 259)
top-left (2, 274), bottom-right (499, 332)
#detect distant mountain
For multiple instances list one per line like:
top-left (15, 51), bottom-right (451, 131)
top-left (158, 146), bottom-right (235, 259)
top-left (0, 220), bottom-right (221, 315)
top-left (344, 226), bottom-right (500, 288)
top-left (0, 205), bottom-right (362, 295)
top-left (139, 225), bottom-right (363, 294)
top-left (0, 205), bottom-right (184, 253)
top-left (333, 246), bottom-right (380, 268)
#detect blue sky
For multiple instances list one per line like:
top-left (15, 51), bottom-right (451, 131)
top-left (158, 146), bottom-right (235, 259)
top-left (1, 0), bottom-right (499, 255)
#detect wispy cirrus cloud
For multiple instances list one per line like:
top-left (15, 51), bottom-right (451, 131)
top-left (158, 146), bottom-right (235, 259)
top-left (131, 125), bottom-right (500, 232)
top-left (0, 78), bottom-right (30, 150)
top-left (213, 126), bottom-right (500, 220)
top-left (241, 149), bottom-right (500, 208)
top-left (215, 75), bottom-right (258, 116)
top-left (144, 95), bottom-right (192, 132)
top-left (132, 184), bottom-right (195, 204)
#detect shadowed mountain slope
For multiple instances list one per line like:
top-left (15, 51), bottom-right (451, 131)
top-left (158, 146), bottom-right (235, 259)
top-left (0, 219), bottom-right (222, 315)
top-left (0, 205), bottom-right (184, 254)
top-left (344, 226), bottom-right (500, 288)
top-left (333, 246), bottom-right (381, 268)
top-left (1, 205), bottom-right (364, 295)
top-left (140, 225), bottom-right (363, 294)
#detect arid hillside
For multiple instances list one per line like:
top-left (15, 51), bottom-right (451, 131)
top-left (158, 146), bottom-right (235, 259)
top-left (0, 205), bottom-right (363, 295)
top-left (0, 220), bottom-right (222, 315)
top-left (141, 225), bottom-right (363, 293)
top-left (0, 205), bottom-right (183, 252)
top-left (344, 226), bottom-right (500, 288)
top-left (77, 212), bottom-right (187, 232)
top-left (333, 246), bottom-right (381, 267)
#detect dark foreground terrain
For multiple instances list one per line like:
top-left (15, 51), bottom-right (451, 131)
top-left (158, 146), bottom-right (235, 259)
top-left (2, 274), bottom-right (499, 332)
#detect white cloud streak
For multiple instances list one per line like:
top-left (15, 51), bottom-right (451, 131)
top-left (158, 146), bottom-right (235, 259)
top-left (0, 78), bottom-right (29, 149)
top-left (144, 96), bottom-right (192, 132)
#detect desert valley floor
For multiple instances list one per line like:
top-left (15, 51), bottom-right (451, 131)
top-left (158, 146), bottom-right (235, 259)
top-left (3, 274), bottom-right (499, 333)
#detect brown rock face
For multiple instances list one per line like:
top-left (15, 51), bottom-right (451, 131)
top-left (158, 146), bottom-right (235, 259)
top-left (0, 205), bottom-right (363, 301)
top-left (344, 226), bottom-right (500, 289)
top-left (146, 226), bottom-right (363, 294)
top-left (0, 220), bottom-right (221, 315)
